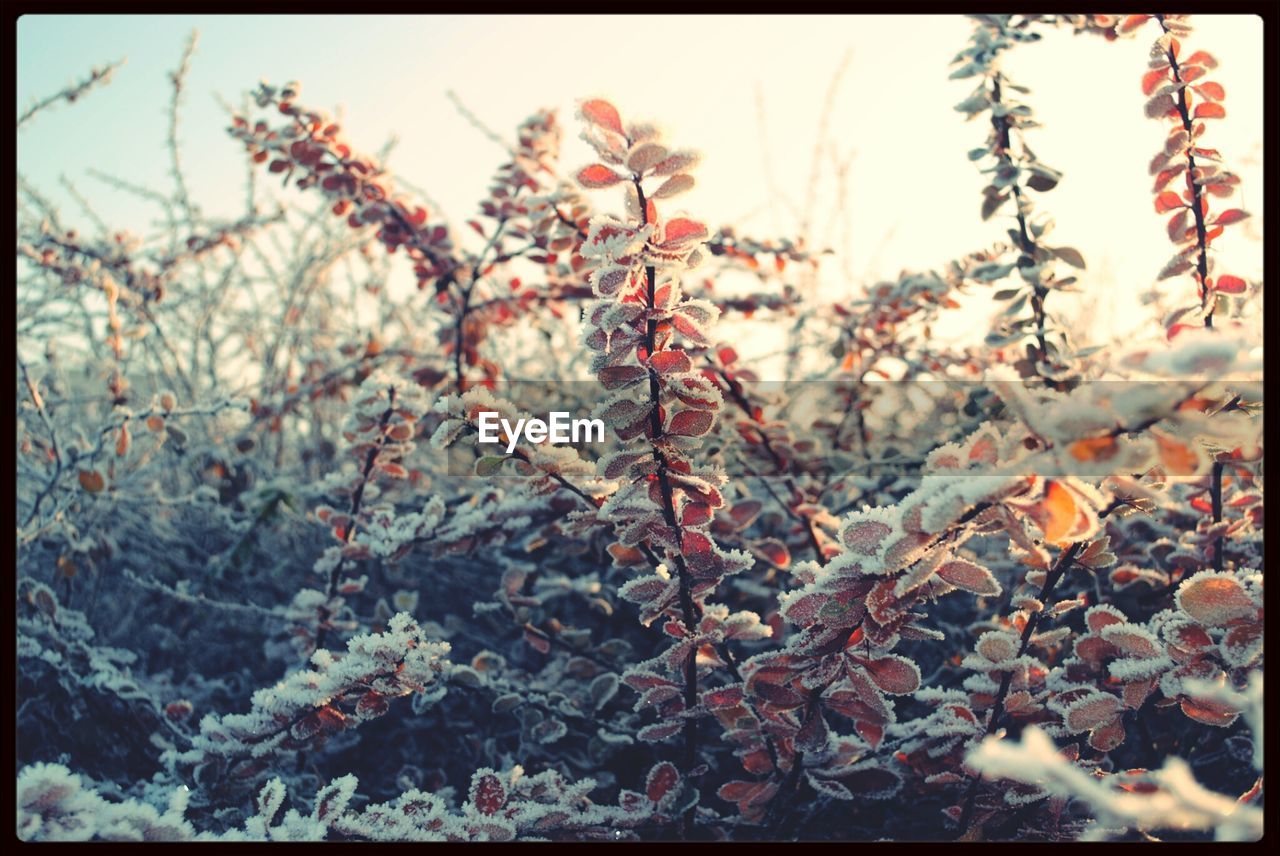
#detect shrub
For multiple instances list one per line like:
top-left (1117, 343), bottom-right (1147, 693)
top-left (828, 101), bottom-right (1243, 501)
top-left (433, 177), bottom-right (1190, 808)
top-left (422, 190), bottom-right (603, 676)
top-left (15, 13), bottom-right (1262, 842)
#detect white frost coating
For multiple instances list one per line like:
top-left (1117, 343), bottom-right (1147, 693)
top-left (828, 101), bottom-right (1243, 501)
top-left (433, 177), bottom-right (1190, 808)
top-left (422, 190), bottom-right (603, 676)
top-left (1183, 675), bottom-right (1263, 770)
top-left (917, 475), bottom-right (1026, 536)
top-left (351, 496), bottom-right (446, 559)
top-left (1107, 654), bottom-right (1173, 682)
top-left (17, 762), bottom-right (197, 842)
top-left (968, 727), bottom-right (1262, 841)
top-left (177, 613), bottom-right (451, 766)
top-left (1125, 328), bottom-right (1259, 378)
top-left (18, 758), bottom-right (657, 841)
top-left (912, 687), bottom-right (970, 706)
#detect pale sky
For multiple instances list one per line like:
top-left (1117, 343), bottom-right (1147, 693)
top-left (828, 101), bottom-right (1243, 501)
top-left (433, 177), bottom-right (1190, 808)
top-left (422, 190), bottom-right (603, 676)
top-left (17, 15), bottom-right (1264, 353)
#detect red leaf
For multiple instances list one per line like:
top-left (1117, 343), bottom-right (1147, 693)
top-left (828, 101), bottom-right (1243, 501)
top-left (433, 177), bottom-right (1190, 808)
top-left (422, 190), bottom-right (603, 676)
top-left (1141, 68), bottom-right (1167, 96)
top-left (650, 350), bottom-right (692, 375)
top-left (1154, 191), bottom-right (1184, 214)
top-left (702, 685), bottom-right (745, 709)
top-left (668, 409), bottom-right (714, 437)
top-left (355, 692), bottom-right (389, 717)
top-left (1154, 432), bottom-right (1199, 475)
top-left (1089, 719), bottom-right (1127, 752)
top-left (314, 706), bottom-right (347, 732)
top-left (1195, 81), bottom-right (1225, 101)
top-left (608, 542), bottom-right (647, 566)
top-left (681, 503), bottom-right (713, 527)
top-left (860, 655), bottom-right (921, 695)
top-left (1193, 102), bottom-right (1226, 120)
top-left (855, 720), bottom-right (885, 749)
top-left (841, 520), bottom-right (892, 555)
top-left (718, 780), bottom-right (763, 803)
top-left (728, 500), bottom-right (763, 529)
top-left (1213, 208), bottom-right (1249, 226)
top-left (936, 560), bottom-right (1001, 596)
top-left (638, 720), bottom-right (683, 742)
top-left (599, 365), bottom-right (648, 389)
top-left (757, 538), bottom-right (790, 568)
top-left (523, 628), bottom-right (551, 654)
top-left (580, 99), bottom-right (624, 136)
top-left (681, 530), bottom-right (715, 569)
top-left (755, 681), bottom-right (806, 709)
top-left (1214, 274), bottom-right (1247, 294)
top-left (472, 773), bottom-right (507, 816)
top-left (662, 217), bottom-right (708, 245)
top-left (618, 575), bottom-right (673, 606)
top-left (1180, 65), bottom-right (1206, 84)
top-left (577, 164), bottom-right (623, 188)
top-left (645, 761), bottom-right (680, 803)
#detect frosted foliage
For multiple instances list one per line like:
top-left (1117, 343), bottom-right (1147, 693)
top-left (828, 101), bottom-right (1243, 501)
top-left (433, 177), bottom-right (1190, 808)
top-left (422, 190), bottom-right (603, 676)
top-left (176, 614), bottom-right (450, 766)
top-left (968, 728), bottom-right (1262, 841)
top-left (14, 16), bottom-right (1263, 844)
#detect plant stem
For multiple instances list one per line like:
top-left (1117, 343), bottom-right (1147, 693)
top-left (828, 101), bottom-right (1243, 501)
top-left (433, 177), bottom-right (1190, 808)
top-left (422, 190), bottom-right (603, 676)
top-left (1156, 15), bottom-right (1214, 327)
top-left (990, 74), bottom-right (1051, 371)
top-left (314, 388), bottom-right (396, 651)
top-left (635, 176), bottom-right (700, 838)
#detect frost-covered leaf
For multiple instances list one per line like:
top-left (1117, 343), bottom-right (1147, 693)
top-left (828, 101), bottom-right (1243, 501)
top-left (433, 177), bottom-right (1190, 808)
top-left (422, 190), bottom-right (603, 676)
top-left (1063, 692), bottom-right (1122, 734)
top-left (861, 655), bottom-right (921, 695)
top-left (1176, 572), bottom-right (1257, 626)
top-left (936, 560), bottom-right (1001, 596)
top-left (652, 174), bottom-right (694, 199)
top-left (579, 98), bottom-right (624, 135)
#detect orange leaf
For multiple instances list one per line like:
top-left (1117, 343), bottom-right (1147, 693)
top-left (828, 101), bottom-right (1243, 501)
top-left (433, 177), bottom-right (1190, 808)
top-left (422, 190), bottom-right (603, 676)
top-left (1184, 50), bottom-right (1219, 69)
top-left (1180, 696), bottom-right (1239, 727)
top-left (78, 470), bottom-right (105, 493)
top-left (579, 99), bottom-right (624, 135)
top-left (662, 217), bottom-right (708, 245)
top-left (1154, 191), bottom-right (1183, 214)
top-left (607, 542), bottom-right (646, 566)
top-left (1040, 481), bottom-right (1077, 546)
top-left (1177, 574), bottom-right (1256, 626)
top-left (1069, 435), bottom-right (1119, 462)
top-left (1195, 81), bottom-right (1225, 101)
top-left (1154, 431), bottom-right (1200, 475)
top-left (1118, 14), bottom-right (1151, 33)
top-left (576, 164), bottom-right (623, 188)
top-left (1141, 68), bottom-right (1167, 96)
top-left (757, 538), bottom-right (790, 568)
top-left (1193, 102), bottom-right (1226, 119)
